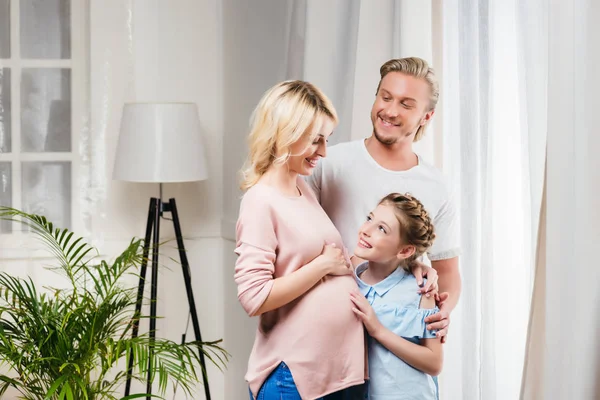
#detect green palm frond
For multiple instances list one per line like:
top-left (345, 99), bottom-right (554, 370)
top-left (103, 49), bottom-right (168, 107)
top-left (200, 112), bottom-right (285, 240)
top-left (0, 206), bottom-right (229, 400)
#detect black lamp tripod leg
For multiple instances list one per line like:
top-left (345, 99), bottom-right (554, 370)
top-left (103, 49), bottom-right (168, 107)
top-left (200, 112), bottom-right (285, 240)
top-left (146, 198), bottom-right (162, 399)
top-left (125, 198), bottom-right (157, 396)
top-left (168, 198), bottom-right (211, 400)
top-left (124, 197), bottom-right (210, 400)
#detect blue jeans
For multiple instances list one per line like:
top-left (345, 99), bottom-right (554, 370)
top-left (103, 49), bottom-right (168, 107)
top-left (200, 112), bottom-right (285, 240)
top-left (249, 362), bottom-right (365, 400)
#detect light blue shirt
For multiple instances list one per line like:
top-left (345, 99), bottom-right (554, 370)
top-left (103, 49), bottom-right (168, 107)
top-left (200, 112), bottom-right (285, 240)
top-left (355, 262), bottom-right (439, 400)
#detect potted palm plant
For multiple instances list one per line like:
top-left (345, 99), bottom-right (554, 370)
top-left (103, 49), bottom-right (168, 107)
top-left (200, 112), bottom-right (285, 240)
top-left (0, 207), bottom-right (228, 399)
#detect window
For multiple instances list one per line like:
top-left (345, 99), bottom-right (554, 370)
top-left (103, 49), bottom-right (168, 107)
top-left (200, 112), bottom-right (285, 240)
top-left (0, 0), bottom-right (87, 262)
top-left (0, 0), bottom-right (87, 240)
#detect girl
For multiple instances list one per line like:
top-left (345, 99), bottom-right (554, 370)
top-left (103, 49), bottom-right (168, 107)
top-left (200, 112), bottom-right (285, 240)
top-left (234, 80), bottom-right (366, 400)
top-left (350, 193), bottom-right (442, 400)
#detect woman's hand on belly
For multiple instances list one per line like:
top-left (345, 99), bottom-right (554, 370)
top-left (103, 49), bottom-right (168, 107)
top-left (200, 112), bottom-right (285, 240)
top-left (314, 243), bottom-right (353, 276)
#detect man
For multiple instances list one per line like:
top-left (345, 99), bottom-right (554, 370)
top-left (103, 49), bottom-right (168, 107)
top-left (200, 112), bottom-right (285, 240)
top-left (306, 57), bottom-right (461, 339)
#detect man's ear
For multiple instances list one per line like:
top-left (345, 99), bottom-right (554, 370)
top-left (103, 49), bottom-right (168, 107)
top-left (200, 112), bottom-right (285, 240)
top-left (420, 109), bottom-right (435, 126)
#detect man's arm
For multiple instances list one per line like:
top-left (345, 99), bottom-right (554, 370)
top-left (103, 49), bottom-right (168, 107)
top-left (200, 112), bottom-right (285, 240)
top-left (422, 182), bottom-right (461, 340)
top-left (432, 256), bottom-right (461, 313)
top-left (424, 256), bottom-right (461, 341)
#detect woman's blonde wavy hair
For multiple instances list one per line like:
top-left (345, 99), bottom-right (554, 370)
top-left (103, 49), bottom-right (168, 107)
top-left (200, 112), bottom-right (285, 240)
top-left (240, 80), bottom-right (338, 191)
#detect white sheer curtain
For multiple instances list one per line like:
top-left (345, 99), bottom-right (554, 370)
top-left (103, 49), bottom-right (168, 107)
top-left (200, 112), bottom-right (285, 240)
top-left (440, 1), bottom-right (546, 398)
top-left (521, 1), bottom-right (600, 399)
top-left (283, 0), bottom-right (360, 144)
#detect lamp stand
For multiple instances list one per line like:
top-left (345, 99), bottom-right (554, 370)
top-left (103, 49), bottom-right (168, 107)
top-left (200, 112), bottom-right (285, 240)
top-left (124, 197), bottom-right (211, 400)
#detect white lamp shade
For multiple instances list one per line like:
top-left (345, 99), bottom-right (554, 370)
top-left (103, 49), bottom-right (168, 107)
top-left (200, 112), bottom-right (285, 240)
top-left (113, 103), bottom-right (209, 183)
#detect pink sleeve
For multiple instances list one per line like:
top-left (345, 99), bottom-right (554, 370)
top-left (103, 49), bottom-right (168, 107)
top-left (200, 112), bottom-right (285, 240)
top-left (234, 195), bottom-right (278, 316)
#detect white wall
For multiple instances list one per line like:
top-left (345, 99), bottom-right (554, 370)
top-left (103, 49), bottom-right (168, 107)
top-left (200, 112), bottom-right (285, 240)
top-left (90, 0), bottom-right (246, 398)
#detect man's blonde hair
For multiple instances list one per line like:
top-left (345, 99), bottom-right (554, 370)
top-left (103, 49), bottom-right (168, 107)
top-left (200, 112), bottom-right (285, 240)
top-left (240, 80), bottom-right (338, 190)
top-left (377, 57), bottom-right (439, 142)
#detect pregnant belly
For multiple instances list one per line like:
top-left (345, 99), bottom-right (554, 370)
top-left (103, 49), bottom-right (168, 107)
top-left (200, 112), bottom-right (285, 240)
top-left (292, 274), bottom-right (359, 331)
top-left (254, 274), bottom-right (365, 374)
top-left (257, 274), bottom-right (361, 337)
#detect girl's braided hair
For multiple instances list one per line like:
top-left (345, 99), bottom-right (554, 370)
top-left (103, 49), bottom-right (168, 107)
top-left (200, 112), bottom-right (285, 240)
top-left (379, 193), bottom-right (436, 271)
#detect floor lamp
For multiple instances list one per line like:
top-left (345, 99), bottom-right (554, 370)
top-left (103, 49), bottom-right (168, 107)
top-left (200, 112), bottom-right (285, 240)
top-left (113, 103), bottom-right (211, 400)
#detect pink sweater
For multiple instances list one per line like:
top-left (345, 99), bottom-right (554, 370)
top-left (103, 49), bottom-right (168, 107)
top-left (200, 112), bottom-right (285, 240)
top-left (234, 178), bottom-right (365, 400)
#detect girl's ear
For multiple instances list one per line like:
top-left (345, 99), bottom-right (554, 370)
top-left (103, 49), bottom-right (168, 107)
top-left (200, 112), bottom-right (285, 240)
top-left (396, 245), bottom-right (416, 261)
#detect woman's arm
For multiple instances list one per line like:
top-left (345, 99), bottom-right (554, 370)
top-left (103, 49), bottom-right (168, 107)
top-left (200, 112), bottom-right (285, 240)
top-left (236, 243), bottom-right (350, 317)
top-left (235, 193), bottom-right (351, 316)
top-left (350, 291), bottom-right (444, 376)
top-left (254, 244), bottom-right (350, 315)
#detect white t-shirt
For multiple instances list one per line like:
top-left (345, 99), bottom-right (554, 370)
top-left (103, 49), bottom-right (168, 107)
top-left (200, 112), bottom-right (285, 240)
top-left (305, 139), bottom-right (460, 261)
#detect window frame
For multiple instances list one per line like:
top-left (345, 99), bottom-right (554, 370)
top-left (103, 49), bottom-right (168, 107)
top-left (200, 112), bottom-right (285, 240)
top-left (0, 0), bottom-right (89, 259)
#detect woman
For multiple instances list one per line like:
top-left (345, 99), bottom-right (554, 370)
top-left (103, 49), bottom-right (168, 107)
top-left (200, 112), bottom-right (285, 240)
top-left (234, 80), bottom-right (365, 400)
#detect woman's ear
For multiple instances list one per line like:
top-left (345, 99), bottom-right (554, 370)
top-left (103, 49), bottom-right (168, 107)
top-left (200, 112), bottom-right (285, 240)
top-left (396, 245), bottom-right (416, 261)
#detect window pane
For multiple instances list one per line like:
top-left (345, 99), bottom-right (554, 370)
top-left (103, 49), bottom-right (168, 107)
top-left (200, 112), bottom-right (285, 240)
top-left (0, 68), bottom-right (10, 153)
top-left (0, 0), bottom-right (9, 58)
top-left (21, 68), bottom-right (71, 152)
top-left (20, 0), bottom-right (70, 59)
top-left (22, 161), bottom-right (70, 229)
top-left (0, 162), bottom-right (11, 233)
